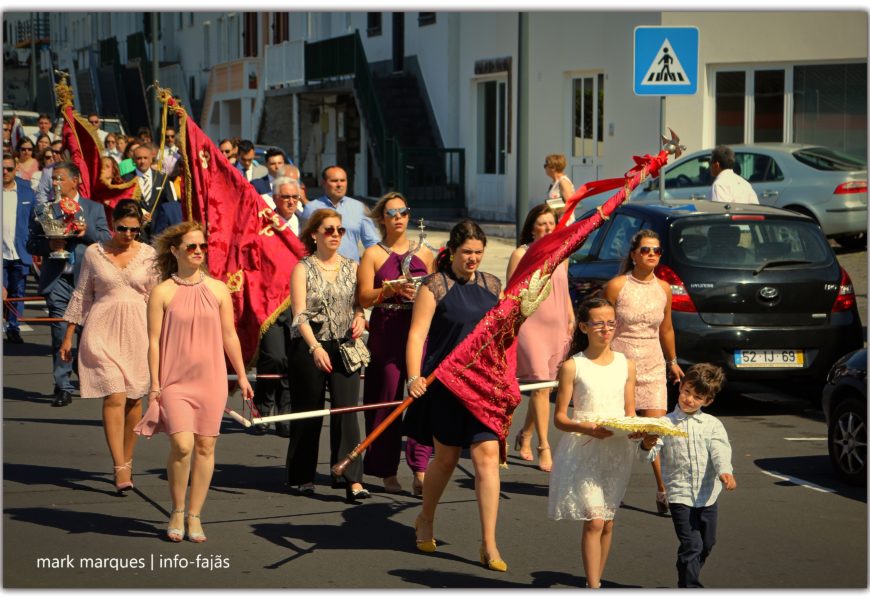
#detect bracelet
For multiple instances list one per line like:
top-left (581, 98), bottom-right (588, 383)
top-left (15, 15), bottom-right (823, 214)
top-left (666, 357), bottom-right (678, 366)
top-left (149, 388), bottom-right (161, 394)
top-left (309, 343), bottom-right (323, 355)
top-left (407, 375), bottom-right (421, 386)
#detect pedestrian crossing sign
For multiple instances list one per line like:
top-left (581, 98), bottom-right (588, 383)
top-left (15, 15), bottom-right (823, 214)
top-left (634, 26), bottom-right (699, 96)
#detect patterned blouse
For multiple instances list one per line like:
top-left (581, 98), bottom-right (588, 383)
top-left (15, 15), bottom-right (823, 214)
top-left (290, 255), bottom-right (360, 341)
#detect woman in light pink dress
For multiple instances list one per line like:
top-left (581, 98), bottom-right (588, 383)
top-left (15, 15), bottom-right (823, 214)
top-left (135, 221), bottom-right (253, 543)
top-left (604, 229), bottom-right (684, 514)
top-left (506, 204), bottom-right (574, 472)
top-left (60, 200), bottom-right (158, 494)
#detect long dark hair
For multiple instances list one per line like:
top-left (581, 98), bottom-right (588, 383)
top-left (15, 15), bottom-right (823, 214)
top-left (112, 199), bottom-right (143, 224)
top-left (518, 203), bottom-right (556, 247)
top-left (435, 219), bottom-right (487, 272)
top-left (620, 228), bottom-right (660, 274)
top-left (568, 296), bottom-right (615, 354)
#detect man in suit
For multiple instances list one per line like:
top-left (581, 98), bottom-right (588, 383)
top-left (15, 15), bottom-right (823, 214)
top-left (123, 142), bottom-right (176, 242)
top-left (2, 153), bottom-right (35, 344)
top-left (27, 162), bottom-right (111, 406)
top-left (251, 148), bottom-right (290, 195)
top-left (235, 139), bottom-right (267, 182)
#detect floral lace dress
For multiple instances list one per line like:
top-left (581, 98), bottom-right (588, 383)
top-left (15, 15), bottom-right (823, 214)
top-left (548, 351), bottom-right (636, 521)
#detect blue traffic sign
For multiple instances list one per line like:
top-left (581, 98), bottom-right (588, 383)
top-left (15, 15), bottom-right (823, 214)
top-left (633, 26), bottom-right (699, 96)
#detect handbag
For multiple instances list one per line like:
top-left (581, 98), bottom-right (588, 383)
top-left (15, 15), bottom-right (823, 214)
top-left (339, 336), bottom-right (371, 373)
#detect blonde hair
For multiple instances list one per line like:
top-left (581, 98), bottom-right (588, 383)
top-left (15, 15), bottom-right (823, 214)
top-left (152, 221), bottom-right (209, 281)
top-left (369, 191), bottom-right (408, 239)
top-left (545, 153), bottom-right (567, 172)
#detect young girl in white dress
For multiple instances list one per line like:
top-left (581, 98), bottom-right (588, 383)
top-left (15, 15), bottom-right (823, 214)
top-left (548, 297), bottom-right (638, 589)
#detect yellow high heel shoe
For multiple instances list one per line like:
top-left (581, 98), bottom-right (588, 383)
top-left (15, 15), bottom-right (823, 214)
top-left (479, 545), bottom-right (508, 572)
top-left (414, 515), bottom-right (436, 553)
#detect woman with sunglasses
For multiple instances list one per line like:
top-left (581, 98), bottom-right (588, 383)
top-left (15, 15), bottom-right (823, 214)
top-left (59, 200), bottom-right (159, 494)
top-left (135, 221), bottom-right (253, 542)
top-left (15, 137), bottom-right (38, 181)
top-left (506, 203), bottom-right (574, 472)
top-left (103, 133), bottom-right (123, 163)
top-left (603, 229), bottom-right (684, 514)
top-left (286, 208), bottom-right (370, 501)
top-left (405, 219), bottom-right (507, 572)
top-left (358, 192), bottom-right (434, 495)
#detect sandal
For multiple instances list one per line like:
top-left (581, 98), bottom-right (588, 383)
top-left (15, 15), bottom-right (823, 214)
top-left (383, 476), bottom-right (403, 494)
top-left (412, 474), bottom-right (425, 497)
top-left (186, 514), bottom-right (207, 543)
top-left (414, 514), bottom-right (436, 553)
top-left (113, 460), bottom-right (134, 494)
top-left (537, 446), bottom-right (553, 473)
top-left (166, 508), bottom-right (185, 543)
top-left (514, 432), bottom-right (533, 461)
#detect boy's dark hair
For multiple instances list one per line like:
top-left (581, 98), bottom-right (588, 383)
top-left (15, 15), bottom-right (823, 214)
top-left (682, 363), bottom-right (726, 400)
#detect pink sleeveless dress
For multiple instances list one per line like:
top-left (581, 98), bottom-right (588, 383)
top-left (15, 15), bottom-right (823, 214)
top-left (516, 259), bottom-right (572, 381)
top-left (135, 274), bottom-right (228, 437)
top-left (610, 274), bottom-right (667, 411)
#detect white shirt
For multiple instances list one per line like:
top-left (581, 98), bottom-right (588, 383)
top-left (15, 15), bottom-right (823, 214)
top-left (711, 169), bottom-right (759, 204)
top-left (135, 168), bottom-right (152, 195)
top-left (61, 192), bottom-right (82, 274)
top-left (3, 183), bottom-right (20, 260)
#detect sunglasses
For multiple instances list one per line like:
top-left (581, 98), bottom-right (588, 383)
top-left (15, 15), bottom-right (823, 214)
top-left (185, 243), bottom-right (208, 253)
top-left (115, 225), bottom-right (141, 234)
top-left (3, 166), bottom-right (15, 172)
top-left (587, 320), bottom-right (618, 331)
top-left (166, 135), bottom-right (175, 139)
top-left (321, 226), bottom-right (346, 237)
top-left (89, 121), bottom-right (100, 126)
top-left (638, 246), bottom-right (663, 256)
top-left (19, 147), bottom-right (33, 152)
top-left (277, 193), bottom-right (301, 200)
top-left (385, 207), bottom-right (410, 218)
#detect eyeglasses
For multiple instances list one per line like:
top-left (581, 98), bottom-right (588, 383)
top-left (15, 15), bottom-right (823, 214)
top-left (115, 225), bottom-right (141, 234)
top-left (184, 242), bottom-right (208, 253)
top-left (321, 226), bottom-right (346, 237)
top-left (638, 246), bottom-right (663, 256)
top-left (88, 120), bottom-right (100, 126)
top-left (587, 320), bottom-right (618, 331)
top-left (166, 135), bottom-right (175, 139)
top-left (3, 166), bottom-right (15, 173)
top-left (277, 194), bottom-right (301, 201)
top-left (19, 147), bottom-right (33, 153)
top-left (385, 207), bottom-right (410, 218)
top-left (220, 148), bottom-right (232, 155)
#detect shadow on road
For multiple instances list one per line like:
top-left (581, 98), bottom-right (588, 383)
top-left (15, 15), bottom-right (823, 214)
top-left (4, 506), bottom-right (161, 539)
top-left (4, 462), bottom-right (120, 496)
top-left (754, 454), bottom-right (867, 503)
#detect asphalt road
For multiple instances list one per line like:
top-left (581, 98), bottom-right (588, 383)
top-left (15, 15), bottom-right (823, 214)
top-left (2, 238), bottom-right (866, 590)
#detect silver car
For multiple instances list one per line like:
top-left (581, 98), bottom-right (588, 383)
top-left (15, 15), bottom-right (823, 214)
top-left (631, 144), bottom-right (868, 249)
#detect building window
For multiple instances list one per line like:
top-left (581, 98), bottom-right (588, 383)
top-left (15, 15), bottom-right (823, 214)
top-left (273, 12), bottom-right (289, 44)
top-left (794, 63), bottom-right (867, 160)
top-left (572, 74), bottom-right (604, 158)
top-left (189, 13), bottom-right (194, 27)
top-left (418, 13), bottom-right (436, 27)
top-left (715, 71), bottom-right (746, 145)
top-left (477, 79), bottom-right (507, 175)
top-left (754, 70), bottom-right (785, 143)
top-left (178, 13), bottom-right (183, 30)
top-left (367, 13), bottom-right (382, 37)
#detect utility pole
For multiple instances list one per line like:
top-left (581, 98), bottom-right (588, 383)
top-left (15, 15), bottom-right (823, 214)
top-left (515, 12), bottom-right (530, 240)
top-left (151, 12), bottom-right (159, 132)
top-left (30, 13), bottom-right (38, 110)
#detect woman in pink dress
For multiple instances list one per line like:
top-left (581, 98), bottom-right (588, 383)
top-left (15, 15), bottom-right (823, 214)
top-left (604, 229), bottom-right (684, 514)
top-left (135, 221), bottom-right (253, 543)
top-left (60, 200), bottom-right (158, 494)
top-left (506, 204), bottom-right (574, 472)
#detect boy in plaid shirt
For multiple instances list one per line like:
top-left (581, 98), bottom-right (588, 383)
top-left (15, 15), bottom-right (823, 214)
top-left (640, 363), bottom-right (737, 588)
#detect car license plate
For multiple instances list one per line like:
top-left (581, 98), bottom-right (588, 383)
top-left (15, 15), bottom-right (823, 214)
top-left (734, 349), bottom-right (804, 368)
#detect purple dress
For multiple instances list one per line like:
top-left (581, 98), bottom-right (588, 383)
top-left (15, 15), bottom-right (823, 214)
top-left (362, 250), bottom-right (433, 477)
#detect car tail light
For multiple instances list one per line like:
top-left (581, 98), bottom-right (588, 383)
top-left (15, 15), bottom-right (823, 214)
top-left (834, 181), bottom-right (868, 194)
top-left (654, 264), bottom-right (697, 312)
top-left (731, 215), bottom-right (765, 221)
top-left (832, 268), bottom-right (857, 312)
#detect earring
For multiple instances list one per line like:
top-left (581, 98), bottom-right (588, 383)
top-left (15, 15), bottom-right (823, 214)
top-left (449, 253), bottom-right (454, 262)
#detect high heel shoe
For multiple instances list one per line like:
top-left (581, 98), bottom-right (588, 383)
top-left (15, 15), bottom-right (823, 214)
top-left (186, 514), bottom-right (207, 543)
top-left (537, 445), bottom-right (553, 473)
top-left (166, 508), bottom-right (185, 543)
top-left (655, 490), bottom-right (669, 515)
top-left (479, 545), bottom-right (508, 572)
top-left (113, 460), bottom-right (134, 494)
top-left (414, 515), bottom-right (436, 553)
top-left (412, 475), bottom-right (424, 497)
top-left (514, 432), bottom-right (533, 461)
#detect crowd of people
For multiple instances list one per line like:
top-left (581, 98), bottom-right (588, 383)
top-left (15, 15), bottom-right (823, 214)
top-left (4, 110), bottom-right (739, 587)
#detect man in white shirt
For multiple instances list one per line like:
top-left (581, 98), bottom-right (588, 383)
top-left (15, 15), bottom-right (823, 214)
top-left (37, 114), bottom-right (59, 143)
top-left (269, 177), bottom-right (302, 236)
top-left (2, 153), bottom-right (34, 344)
top-left (710, 145), bottom-right (759, 204)
top-left (86, 113), bottom-right (108, 144)
top-left (235, 139), bottom-right (267, 182)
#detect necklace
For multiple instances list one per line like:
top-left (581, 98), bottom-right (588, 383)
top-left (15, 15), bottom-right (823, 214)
top-left (171, 271), bottom-right (205, 286)
top-left (312, 255), bottom-right (340, 273)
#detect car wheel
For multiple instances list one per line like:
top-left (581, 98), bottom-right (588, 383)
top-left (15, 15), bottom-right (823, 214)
top-left (834, 233), bottom-right (867, 251)
top-left (785, 205), bottom-right (819, 225)
top-left (827, 397), bottom-right (867, 486)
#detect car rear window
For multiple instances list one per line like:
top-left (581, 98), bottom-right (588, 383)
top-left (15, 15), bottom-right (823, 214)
top-left (792, 147), bottom-right (866, 171)
top-left (671, 218), bottom-right (832, 268)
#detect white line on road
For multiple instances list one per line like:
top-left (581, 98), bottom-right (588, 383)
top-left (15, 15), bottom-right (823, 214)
top-left (784, 437), bottom-right (827, 441)
top-left (760, 469), bottom-right (835, 494)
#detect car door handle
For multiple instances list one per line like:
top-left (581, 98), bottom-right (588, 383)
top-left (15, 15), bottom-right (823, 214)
top-left (690, 193), bottom-right (707, 200)
top-left (761, 190), bottom-right (779, 198)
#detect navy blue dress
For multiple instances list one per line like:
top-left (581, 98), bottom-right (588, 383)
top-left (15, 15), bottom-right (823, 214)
top-left (404, 269), bottom-right (501, 447)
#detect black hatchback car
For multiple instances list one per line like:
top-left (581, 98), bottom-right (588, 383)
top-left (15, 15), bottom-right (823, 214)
top-left (567, 200), bottom-right (863, 383)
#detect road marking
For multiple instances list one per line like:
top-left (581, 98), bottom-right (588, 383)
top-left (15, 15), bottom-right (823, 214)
top-left (760, 469), bottom-right (835, 494)
top-left (784, 437), bottom-right (826, 441)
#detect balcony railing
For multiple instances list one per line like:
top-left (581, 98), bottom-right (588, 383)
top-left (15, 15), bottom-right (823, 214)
top-left (210, 57), bottom-right (262, 94)
top-left (265, 40), bottom-right (305, 89)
